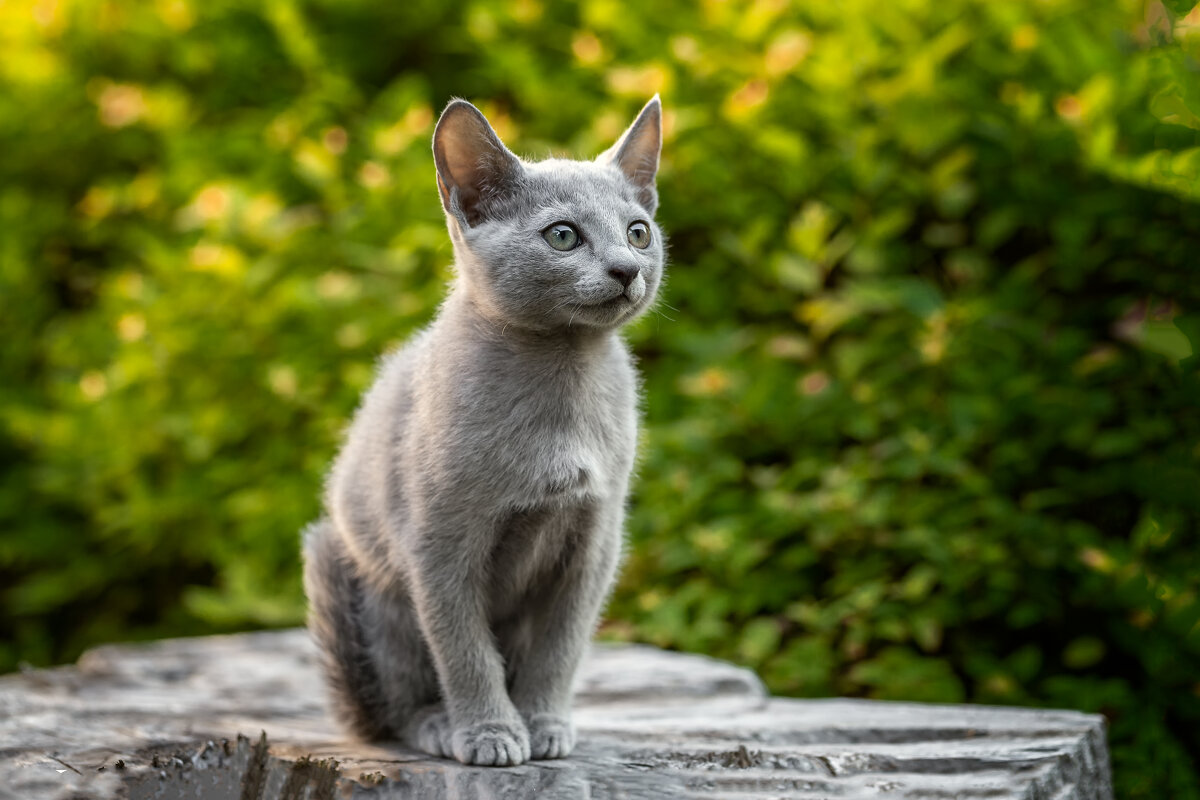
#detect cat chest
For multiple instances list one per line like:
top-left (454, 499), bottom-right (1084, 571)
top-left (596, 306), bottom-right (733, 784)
top-left (494, 412), bottom-right (631, 506)
top-left (485, 501), bottom-right (598, 621)
top-left (433, 351), bottom-right (638, 506)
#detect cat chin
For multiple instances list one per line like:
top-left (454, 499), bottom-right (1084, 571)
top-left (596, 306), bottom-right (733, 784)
top-left (561, 302), bottom-right (647, 331)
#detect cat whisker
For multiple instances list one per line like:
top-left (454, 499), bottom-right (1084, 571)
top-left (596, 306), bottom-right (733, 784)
top-left (546, 297), bottom-right (577, 323)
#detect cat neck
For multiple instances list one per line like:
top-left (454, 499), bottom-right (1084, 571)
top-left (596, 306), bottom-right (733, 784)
top-left (445, 282), bottom-right (618, 356)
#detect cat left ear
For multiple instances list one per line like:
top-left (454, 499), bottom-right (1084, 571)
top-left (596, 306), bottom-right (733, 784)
top-left (433, 99), bottom-right (524, 227)
top-left (599, 95), bottom-right (662, 216)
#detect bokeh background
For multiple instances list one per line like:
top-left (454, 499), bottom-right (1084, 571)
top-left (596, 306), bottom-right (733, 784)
top-left (3, 0), bottom-right (1199, 795)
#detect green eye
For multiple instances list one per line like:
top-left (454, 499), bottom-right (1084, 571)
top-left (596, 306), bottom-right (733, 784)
top-left (627, 221), bottom-right (651, 249)
top-left (543, 223), bottom-right (580, 251)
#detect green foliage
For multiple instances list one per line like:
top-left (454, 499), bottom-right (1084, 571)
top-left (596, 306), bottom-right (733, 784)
top-left (2, 1), bottom-right (1199, 796)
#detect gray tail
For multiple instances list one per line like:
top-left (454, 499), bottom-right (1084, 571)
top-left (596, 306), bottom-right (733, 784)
top-left (302, 518), bottom-right (390, 740)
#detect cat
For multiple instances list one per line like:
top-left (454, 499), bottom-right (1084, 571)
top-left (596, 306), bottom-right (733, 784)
top-left (302, 95), bottom-right (665, 767)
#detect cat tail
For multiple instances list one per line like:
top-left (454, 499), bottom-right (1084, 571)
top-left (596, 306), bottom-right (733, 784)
top-left (302, 518), bottom-right (391, 740)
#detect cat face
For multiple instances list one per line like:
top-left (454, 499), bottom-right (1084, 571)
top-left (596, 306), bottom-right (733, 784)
top-left (432, 98), bottom-right (665, 332)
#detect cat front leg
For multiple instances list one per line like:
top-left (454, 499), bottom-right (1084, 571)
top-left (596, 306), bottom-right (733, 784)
top-left (507, 508), bottom-right (623, 760)
top-left (403, 522), bottom-right (531, 766)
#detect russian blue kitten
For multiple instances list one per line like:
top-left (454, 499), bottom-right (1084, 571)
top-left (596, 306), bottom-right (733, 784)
top-left (303, 96), bottom-right (664, 767)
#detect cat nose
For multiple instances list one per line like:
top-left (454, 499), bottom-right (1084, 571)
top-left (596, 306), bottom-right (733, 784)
top-left (608, 263), bottom-right (640, 288)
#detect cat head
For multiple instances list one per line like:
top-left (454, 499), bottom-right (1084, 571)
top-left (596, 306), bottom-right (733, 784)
top-left (432, 97), bottom-right (665, 332)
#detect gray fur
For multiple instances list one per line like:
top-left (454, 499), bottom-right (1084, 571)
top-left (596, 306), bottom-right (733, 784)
top-left (303, 96), bottom-right (665, 766)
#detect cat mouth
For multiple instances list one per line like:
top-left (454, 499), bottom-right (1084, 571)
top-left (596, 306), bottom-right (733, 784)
top-left (565, 293), bottom-right (642, 328)
top-left (582, 294), bottom-right (631, 311)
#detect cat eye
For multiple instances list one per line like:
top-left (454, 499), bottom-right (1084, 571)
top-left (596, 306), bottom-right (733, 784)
top-left (627, 221), bottom-right (651, 249)
top-left (543, 223), bottom-right (581, 251)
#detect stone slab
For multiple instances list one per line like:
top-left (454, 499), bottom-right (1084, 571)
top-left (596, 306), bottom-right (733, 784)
top-left (0, 629), bottom-right (1112, 799)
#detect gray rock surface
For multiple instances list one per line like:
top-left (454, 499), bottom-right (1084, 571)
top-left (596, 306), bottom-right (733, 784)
top-left (0, 629), bottom-right (1112, 799)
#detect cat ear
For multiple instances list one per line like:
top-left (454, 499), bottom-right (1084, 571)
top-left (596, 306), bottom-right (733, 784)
top-left (433, 99), bottom-right (524, 227)
top-left (599, 95), bottom-right (662, 215)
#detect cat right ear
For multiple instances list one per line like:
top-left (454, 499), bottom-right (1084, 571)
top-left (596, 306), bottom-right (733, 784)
top-left (432, 99), bottom-right (524, 227)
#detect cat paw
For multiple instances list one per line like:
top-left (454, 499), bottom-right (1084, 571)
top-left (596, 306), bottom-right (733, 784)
top-left (450, 719), bottom-right (531, 766)
top-left (411, 707), bottom-right (454, 758)
top-left (527, 713), bottom-right (575, 760)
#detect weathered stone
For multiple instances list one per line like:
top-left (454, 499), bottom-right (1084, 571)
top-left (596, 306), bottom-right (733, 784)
top-left (0, 629), bottom-right (1112, 799)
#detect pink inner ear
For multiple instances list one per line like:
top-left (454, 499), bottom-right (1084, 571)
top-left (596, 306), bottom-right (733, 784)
top-left (606, 100), bottom-right (662, 190)
top-left (621, 147), bottom-right (658, 187)
top-left (443, 131), bottom-right (485, 185)
top-left (433, 102), bottom-right (522, 222)
top-left (437, 114), bottom-right (490, 193)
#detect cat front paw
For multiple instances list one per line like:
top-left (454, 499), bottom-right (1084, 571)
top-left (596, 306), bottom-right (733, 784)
top-left (410, 706), bottom-right (454, 758)
top-left (526, 713), bottom-right (575, 760)
top-left (450, 719), bottom-right (531, 766)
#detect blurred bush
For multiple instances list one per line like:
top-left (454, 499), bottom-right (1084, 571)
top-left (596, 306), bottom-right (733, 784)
top-left (2, 0), bottom-right (1198, 795)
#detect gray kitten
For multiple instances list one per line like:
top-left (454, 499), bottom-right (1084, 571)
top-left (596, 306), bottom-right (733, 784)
top-left (302, 96), bottom-right (664, 767)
